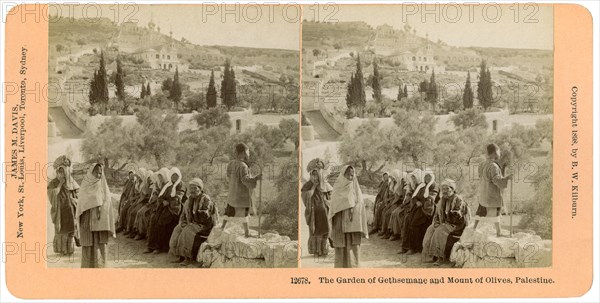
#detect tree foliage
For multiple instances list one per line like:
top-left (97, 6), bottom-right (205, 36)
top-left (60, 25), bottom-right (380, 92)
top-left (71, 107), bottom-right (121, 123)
top-left (477, 60), bottom-right (494, 110)
top-left (451, 107), bottom-right (488, 130)
top-left (345, 55), bottom-right (367, 118)
top-left (371, 58), bottom-right (382, 103)
top-left (206, 70), bottom-right (217, 108)
top-left (463, 71), bottom-right (474, 109)
top-left (193, 106), bottom-right (231, 129)
top-left (134, 107), bottom-right (181, 167)
top-left (88, 51), bottom-right (109, 115)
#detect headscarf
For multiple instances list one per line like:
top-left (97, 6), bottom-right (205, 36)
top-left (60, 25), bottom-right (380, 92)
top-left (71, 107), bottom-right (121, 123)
top-left (139, 169), bottom-right (153, 195)
top-left (135, 168), bottom-right (147, 192)
top-left (329, 165), bottom-right (369, 238)
top-left (307, 158), bottom-right (333, 192)
top-left (441, 178), bottom-right (457, 192)
top-left (412, 169), bottom-right (436, 198)
top-left (53, 155), bottom-right (79, 191)
top-left (159, 167), bottom-right (182, 197)
top-left (391, 169), bottom-right (403, 195)
top-left (75, 163), bottom-right (116, 237)
top-left (328, 165), bottom-right (362, 218)
top-left (188, 178), bottom-right (205, 215)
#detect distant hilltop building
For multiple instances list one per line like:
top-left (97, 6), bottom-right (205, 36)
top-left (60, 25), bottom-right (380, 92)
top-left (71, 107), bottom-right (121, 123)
top-left (132, 28), bottom-right (188, 72)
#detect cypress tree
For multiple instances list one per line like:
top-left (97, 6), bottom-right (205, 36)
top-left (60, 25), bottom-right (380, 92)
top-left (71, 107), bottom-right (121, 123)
top-left (115, 57), bottom-right (126, 101)
top-left (372, 58), bottom-right (382, 103)
top-left (220, 59), bottom-right (230, 108)
top-left (403, 85), bottom-right (408, 100)
top-left (354, 55), bottom-right (366, 117)
top-left (170, 67), bottom-right (182, 108)
top-left (146, 82), bottom-right (151, 97)
top-left (463, 71), bottom-right (474, 109)
top-left (89, 70), bottom-right (97, 107)
top-left (140, 83), bottom-right (146, 99)
top-left (346, 74), bottom-right (355, 112)
top-left (95, 51), bottom-right (109, 114)
top-left (397, 82), bottom-right (403, 102)
top-left (206, 70), bottom-right (217, 108)
top-left (477, 60), bottom-right (493, 110)
top-left (427, 68), bottom-right (438, 111)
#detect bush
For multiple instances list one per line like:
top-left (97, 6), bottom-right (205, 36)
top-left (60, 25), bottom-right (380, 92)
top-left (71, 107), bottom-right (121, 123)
top-left (262, 155), bottom-right (298, 240)
top-left (518, 157), bottom-right (552, 239)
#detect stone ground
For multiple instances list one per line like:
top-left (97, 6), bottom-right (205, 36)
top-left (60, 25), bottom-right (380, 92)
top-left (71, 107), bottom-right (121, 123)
top-left (46, 205), bottom-right (262, 269)
top-left (300, 196), bottom-right (523, 269)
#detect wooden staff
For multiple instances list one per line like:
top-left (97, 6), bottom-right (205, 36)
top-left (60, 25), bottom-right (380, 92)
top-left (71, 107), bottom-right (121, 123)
top-left (510, 175), bottom-right (514, 237)
top-left (258, 171), bottom-right (263, 238)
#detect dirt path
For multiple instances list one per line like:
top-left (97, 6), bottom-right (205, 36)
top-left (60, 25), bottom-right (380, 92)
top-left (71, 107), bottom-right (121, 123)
top-left (300, 198), bottom-right (446, 268)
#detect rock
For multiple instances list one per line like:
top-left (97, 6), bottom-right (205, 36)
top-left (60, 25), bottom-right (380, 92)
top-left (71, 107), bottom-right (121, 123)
top-left (197, 224), bottom-right (298, 268)
top-left (452, 226), bottom-right (552, 268)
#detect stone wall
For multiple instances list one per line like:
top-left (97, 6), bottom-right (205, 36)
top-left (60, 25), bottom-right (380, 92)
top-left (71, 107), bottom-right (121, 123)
top-left (197, 225), bottom-right (298, 268)
top-left (450, 224), bottom-right (552, 268)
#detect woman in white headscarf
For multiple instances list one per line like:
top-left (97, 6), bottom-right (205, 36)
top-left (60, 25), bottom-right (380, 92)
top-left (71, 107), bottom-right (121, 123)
top-left (329, 165), bottom-right (368, 268)
top-left (145, 167), bottom-right (184, 254)
top-left (301, 158), bottom-right (333, 257)
top-left (169, 178), bottom-right (219, 266)
top-left (76, 163), bottom-right (116, 268)
top-left (399, 169), bottom-right (438, 255)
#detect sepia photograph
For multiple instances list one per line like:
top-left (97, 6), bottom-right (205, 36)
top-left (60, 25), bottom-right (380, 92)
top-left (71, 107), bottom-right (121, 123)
top-left (47, 4), bottom-right (300, 268)
top-left (300, 4), bottom-right (553, 268)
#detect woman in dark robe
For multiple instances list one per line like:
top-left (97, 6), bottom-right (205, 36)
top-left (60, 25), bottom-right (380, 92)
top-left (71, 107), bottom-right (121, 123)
top-left (169, 178), bottom-right (218, 266)
top-left (369, 171), bottom-right (391, 234)
top-left (399, 169), bottom-right (438, 255)
top-left (76, 163), bottom-right (116, 268)
top-left (116, 170), bottom-right (137, 233)
top-left (301, 159), bottom-right (333, 257)
top-left (125, 170), bottom-right (153, 238)
top-left (48, 165), bottom-right (77, 255)
top-left (134, 170), bottom-right (165, 240)
top-left (145, 167), bottom-right (184, 254)
top-left (328, 165), bottom-right (368, 268)
top-left (380, 170), bottom-right (405, 239)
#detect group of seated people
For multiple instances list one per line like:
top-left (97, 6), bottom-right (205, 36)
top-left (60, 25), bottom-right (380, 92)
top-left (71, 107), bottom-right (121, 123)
top-left (370, 169), bottom-right (470, 266)
top-left (116, 167), bottom-right (219, 266)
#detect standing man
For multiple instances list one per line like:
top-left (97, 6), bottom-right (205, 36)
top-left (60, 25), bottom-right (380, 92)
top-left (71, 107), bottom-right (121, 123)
top-left (473, 143), bottom-right (512, 237)
top-left (221, 143), bottom-right (262, 237)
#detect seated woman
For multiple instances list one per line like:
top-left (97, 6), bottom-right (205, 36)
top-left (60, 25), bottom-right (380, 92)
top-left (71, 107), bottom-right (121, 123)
top-left (369, 171), bottom-right (391, 234)
top-left (399, 169), bottom-right (438, 255)
top-left (134, 170), bottom-right (165, 240)
top-left (169, 178), bottom-right (219, 266)
top-left (381, 170), bottom-right (406, 240)
top-left (385, 171), bottom-right (409, 241)
top-left (117, 170), bottom-right (139, 233)
top-left (301, 158), bottom-right (333, 257)
top-left (145, 167), bottom-right (184, 254)
top-left (125, 170), bottom-right (153, 238)
top-left (422, 178), bottom-right (470, 265)
top-left (378, 169), bottom-right (400, 239)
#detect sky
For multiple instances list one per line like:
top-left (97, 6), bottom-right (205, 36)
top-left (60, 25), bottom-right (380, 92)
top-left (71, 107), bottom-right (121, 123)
top-left (307, 4), bottom-right (554, 50)
top-left (52, 4), bottom-right (300, 50)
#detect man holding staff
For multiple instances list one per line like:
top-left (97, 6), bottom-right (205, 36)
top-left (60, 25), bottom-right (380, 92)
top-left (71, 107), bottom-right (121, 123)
top-left (221, 143), bottom-right (262, 238)
top-left (472, 143), bottom-right (512, 237)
